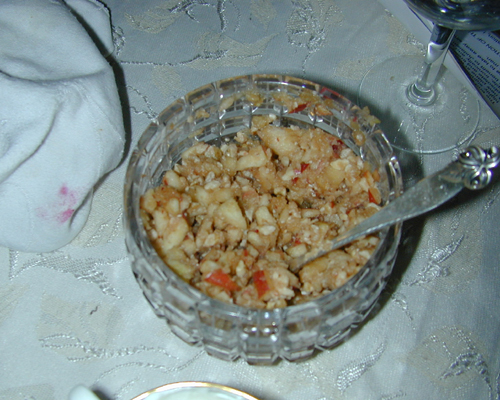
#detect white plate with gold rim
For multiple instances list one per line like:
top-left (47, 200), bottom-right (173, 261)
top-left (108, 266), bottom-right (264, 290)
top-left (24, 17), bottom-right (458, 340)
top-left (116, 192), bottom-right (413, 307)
top-left (70, 381), bottom-right (260, 400)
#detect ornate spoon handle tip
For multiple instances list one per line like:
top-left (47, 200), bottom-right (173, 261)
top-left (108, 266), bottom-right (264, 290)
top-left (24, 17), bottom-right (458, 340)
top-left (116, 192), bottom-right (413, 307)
top-left (459, 145), bottom-right (499, 190)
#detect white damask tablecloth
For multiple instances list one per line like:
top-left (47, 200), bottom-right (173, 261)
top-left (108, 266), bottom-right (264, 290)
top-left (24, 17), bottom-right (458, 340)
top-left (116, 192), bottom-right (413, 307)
top-left (1, 1), bottom-right (500, 399)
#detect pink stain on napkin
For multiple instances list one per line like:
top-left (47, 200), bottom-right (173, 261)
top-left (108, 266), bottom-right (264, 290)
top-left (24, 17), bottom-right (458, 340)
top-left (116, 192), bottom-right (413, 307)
top-left (36, 184), bottom-right (80, 225)
top-left (57, 185), bottom-right (78, 223)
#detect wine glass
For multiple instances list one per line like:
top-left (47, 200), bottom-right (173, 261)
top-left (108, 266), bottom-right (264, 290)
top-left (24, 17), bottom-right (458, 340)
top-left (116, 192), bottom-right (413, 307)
top-left (358, 0), bottom-right (500, 154)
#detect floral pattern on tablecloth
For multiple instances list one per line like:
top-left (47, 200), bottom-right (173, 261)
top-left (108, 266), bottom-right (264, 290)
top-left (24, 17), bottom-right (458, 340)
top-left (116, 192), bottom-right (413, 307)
top-left (1, 1), bottom-right (499, 400)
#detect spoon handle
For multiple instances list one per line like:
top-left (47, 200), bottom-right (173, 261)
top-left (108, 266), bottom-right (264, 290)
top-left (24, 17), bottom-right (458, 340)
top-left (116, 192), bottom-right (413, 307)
top-left (290, 146), bottom-right (500, 270)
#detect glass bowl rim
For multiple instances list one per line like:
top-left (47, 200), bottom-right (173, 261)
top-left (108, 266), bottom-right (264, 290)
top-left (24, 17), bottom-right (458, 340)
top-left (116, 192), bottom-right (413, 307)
top-left (124, 73), bottom-right (402, 317)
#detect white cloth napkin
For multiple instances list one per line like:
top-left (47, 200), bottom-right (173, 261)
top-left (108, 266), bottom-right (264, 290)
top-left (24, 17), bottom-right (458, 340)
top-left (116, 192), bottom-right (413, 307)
top-left (0, 0), bottom-right (125, 252)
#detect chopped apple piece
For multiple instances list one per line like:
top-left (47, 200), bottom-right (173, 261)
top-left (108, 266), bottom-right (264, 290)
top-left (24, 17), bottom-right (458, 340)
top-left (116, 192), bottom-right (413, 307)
top-left (160, 216), bottom-right (189, 251)
top-left (214, 198), bottom-right (247, 230)
top-left (257, 126), bottom-right (300, 158)
top-left (165, 248), bottom-right (195, 281)
top-left (236, 145), bottom-right (268, 171)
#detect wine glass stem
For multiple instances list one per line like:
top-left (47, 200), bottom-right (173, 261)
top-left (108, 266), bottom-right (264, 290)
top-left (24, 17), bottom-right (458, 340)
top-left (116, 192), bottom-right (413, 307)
top-left (406, 25), bottom-right (455, 106)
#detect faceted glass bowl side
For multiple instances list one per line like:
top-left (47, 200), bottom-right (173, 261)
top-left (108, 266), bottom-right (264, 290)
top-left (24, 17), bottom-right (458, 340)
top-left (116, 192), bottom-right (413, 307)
top-left (124, 74), bottom-right (403, 364)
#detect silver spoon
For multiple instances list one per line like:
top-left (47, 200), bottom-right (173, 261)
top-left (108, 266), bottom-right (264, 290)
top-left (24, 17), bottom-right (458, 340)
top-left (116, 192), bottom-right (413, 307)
top-left (290, 145), bottom-right (500, 271)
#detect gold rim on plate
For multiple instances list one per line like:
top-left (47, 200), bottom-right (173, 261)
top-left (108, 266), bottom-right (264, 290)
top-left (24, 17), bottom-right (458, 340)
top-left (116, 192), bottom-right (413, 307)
top-left (131, 381), bottom-right (261, 400)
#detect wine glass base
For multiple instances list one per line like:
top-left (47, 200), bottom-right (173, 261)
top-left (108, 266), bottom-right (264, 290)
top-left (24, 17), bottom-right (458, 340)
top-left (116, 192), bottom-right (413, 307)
top-left (358, 55), bottom-right (480, 154)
